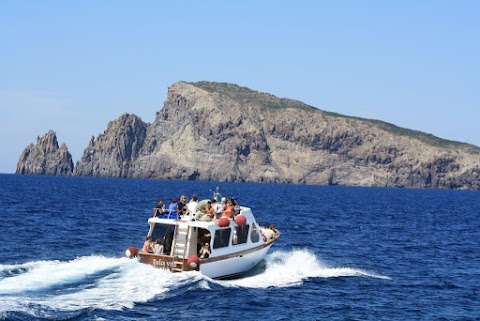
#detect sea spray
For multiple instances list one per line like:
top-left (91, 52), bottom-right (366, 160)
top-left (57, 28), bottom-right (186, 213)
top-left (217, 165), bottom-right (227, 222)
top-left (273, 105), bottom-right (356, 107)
top-left (217, 249), bottom-right (391, 288)
top-left (0, 255), bottom-right (201, 316)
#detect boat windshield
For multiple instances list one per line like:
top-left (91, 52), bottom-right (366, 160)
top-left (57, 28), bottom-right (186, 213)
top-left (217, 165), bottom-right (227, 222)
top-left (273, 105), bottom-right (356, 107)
top-left (150, 223), bottom-right (175, 254)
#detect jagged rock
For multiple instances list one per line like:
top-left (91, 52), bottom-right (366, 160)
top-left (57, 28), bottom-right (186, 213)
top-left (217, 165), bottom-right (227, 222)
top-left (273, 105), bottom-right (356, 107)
top-left (16, 130), bottom-right (74, 176)
top-left (74, 113), bottom-right (147, 177)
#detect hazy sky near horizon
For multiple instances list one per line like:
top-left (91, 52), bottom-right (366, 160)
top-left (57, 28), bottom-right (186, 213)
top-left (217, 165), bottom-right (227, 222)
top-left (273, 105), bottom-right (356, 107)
top-left (1, 1), bottom-right (479, 174)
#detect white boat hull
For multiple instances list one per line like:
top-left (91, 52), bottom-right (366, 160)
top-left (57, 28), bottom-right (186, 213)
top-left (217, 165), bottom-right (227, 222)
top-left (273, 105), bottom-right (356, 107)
top-left (199, 243), bottom-right (273, 279)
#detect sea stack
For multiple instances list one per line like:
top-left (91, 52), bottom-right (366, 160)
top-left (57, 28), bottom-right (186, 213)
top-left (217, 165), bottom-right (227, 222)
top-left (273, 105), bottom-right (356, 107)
top-left (16, 130), bottom-right (74, 176)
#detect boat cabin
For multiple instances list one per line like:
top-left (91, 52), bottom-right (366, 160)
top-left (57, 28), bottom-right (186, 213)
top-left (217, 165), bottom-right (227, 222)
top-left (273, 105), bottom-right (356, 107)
top-left (139, 206), bottom-right (265, 273)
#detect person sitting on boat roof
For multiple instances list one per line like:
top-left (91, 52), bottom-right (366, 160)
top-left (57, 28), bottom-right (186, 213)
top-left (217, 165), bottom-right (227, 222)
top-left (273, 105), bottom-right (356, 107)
top-left (212, 199), bottom-right (221, 217)
top-left (143, 236), bottom-right (153, 253)
top-left (198, 200), bottom-right (216, 222)
top-left (199, 242), bottom-right (211, 259)
top-left (205, 200), bottom-right (216, 221)
top-left (153, 199), bottom-right (166, 217)
top-left (168, 198), bottom-right (178, 214)
top-left (178, 195), bottom-right (188, 217)
top-left (232, 197), bottom-right (241, 215)
top-left (221, 197), bottom-right (227, 209)
top-left (222, 198), bottom-right (235, 219)
top-left (186, 194), bottom-right (198, 221)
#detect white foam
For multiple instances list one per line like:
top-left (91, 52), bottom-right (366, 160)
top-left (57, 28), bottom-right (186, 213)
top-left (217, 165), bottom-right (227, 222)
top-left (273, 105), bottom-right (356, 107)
top-left (0, 255), bottom-right (202, 315)
top-left (220, 249), bottom-right (391, 288)
top-left (0, 250), bottom-right (390, 317)
top-left (0, 256), bottom-right (124, 294)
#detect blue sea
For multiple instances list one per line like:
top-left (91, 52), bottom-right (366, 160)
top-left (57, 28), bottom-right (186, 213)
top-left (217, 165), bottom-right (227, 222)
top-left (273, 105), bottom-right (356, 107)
top-left (0, 174), bottom-right (479, 320)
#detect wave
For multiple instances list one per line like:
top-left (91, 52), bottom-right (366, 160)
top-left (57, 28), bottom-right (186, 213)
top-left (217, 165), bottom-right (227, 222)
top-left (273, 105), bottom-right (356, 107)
top-left (0, 250), bottom-right (390, 318)
top-left (0, 255), bottom-right (201, 317)
top-left (219, 248), bottom-right (391, 288)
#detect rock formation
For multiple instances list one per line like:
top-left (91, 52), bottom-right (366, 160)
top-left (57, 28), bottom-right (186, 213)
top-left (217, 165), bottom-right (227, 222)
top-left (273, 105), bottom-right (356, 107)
top-left (74, 113), bottom-right (147, 177)
top-left (16, 130), bottom-right (74, 176)
top-left (18, 81), bottom-right (480, 189)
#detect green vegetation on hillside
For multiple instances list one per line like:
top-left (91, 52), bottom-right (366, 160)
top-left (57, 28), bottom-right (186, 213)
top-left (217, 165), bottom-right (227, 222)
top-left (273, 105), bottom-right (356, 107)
top-left (323, 110), bottom-right (479, 151)
top-left (189, 81), bottom-right (317, 112)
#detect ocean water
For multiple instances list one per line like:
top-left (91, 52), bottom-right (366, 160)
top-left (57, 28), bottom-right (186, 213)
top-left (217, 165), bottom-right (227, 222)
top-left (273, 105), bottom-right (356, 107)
top-left (0, 174), bottom-right (479, 321)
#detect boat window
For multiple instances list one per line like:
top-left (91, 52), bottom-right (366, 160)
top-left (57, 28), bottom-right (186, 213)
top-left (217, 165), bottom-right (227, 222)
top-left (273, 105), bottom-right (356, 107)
top-left (151, 223), bottom-right (175, 255)
top-left (250, 223), bottom-right (260, 243)
top-left (213, 228), bottom-right (231, 249)
top-left (197, 228), bottom-right (211, 254)
top-left (232, 225), bottom-right (250, 245)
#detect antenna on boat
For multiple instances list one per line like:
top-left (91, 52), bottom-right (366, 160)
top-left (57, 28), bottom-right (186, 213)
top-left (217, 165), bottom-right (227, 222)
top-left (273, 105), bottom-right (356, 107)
top-left (212, 186), bottom-right (221, 201)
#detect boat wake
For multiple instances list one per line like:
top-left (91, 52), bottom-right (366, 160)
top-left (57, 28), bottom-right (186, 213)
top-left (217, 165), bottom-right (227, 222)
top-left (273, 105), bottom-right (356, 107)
top-left (0, 255), bottom-right (201, 318)
top-left (218, 249), bottom-right (391, 288)
top-left (0, 250), bottom-right (389, 318)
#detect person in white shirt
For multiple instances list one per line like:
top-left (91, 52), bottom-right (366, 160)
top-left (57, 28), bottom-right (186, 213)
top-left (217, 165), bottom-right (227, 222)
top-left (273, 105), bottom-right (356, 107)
top-left (261, 226), bottom-right (275, 241)
top-left (154, 241), bottom-right (164, 254)
top-left (186, 195), bottom-right (198, 221)
top-left (212, 199), bottom-right (222, 217)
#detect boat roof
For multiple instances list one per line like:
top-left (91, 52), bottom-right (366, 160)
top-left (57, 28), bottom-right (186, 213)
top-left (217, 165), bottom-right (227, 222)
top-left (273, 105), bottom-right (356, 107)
top-left (147, 206), bottom-right (256, 228)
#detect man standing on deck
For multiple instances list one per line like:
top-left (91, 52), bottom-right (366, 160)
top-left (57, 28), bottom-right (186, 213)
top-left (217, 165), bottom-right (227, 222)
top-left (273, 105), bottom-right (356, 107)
top-left (186, 195), bottom-right (198, 221)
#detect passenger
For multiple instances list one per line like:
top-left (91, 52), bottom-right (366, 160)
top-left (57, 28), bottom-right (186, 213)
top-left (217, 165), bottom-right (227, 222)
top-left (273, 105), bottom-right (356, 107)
top-left (222, 199), bottom-right (235, 219)
top-left (233, 197), bottom-right (241, 215)
top-left (178, 195), bottom-right (188, 217)
top-left (153, 199), bottom-right (166, 217)
top-left (212, 199), bottom-right (222, 218)
top-left (186, 195), bottom-right (198, 220)
top-left (269, 224), bottom-right (277, 233)
top-left (199, 243), bottom-right (211, 259)
top-left (205, 200), bottom-right (216, 220)
top-left (143, 236), bottom-right (153, 253)
top-left (261, 226), bottom-right (275, 240)
top-left (153, 240), bottom-right (164, 255)
top-left (168, 198), bottom-right (178, 214)
top-left (221, 197), bottom-right (227, 211)
top-left (198, 200), bottom-right (216, 222)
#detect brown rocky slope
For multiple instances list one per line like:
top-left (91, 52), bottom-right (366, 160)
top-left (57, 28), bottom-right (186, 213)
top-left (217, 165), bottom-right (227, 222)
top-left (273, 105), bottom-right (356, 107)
top-left (71, 81), bottom-right (480, 189)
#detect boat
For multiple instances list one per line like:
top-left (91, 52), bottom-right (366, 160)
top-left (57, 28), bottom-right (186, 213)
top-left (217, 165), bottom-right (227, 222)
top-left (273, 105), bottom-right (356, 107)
top-left (125, 190), bottom-right (280, 279)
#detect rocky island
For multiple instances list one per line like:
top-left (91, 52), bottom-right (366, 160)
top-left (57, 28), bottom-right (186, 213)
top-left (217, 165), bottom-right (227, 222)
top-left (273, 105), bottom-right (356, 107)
top-left (16, 81), bottom-right (480, 189)
top-left (16, 130), bottom-right (74, 176)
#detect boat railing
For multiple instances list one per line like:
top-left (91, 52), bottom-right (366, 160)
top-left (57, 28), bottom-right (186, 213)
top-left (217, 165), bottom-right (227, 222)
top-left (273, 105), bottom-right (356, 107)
top-left (153, 209), bottom-right (182, 220)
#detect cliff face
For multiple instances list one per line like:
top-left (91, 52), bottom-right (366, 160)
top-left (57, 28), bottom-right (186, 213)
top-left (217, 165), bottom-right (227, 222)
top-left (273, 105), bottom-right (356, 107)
top-left (16, 130), bottom-right (74, 176)
top-left (72, 81), bottom-right (480, 189)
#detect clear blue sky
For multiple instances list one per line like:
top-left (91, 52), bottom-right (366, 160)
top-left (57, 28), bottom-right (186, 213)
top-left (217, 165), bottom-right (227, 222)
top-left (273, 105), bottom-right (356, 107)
top-left (1, 1), bottom-right (479, 174)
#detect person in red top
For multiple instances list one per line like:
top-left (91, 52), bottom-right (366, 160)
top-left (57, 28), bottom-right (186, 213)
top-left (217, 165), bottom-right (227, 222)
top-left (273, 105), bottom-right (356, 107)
top-left (222, 199), bottom-right (235, 219)
top-left (204, 201), bottom-right (216, 221)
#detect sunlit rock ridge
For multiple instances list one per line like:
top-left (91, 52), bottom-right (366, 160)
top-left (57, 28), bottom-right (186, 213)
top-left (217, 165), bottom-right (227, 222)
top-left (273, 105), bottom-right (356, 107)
top-left (17, 81), bottom-right (480, 189)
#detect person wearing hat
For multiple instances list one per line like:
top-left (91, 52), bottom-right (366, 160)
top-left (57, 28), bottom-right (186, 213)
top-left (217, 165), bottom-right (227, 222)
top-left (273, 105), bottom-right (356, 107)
top-left (220, 197), bottom-right (227, 212)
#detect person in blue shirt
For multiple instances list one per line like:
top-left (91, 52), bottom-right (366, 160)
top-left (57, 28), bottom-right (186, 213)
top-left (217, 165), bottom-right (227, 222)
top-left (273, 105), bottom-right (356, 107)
top-left (168, 198), bottom-right (178, 213)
